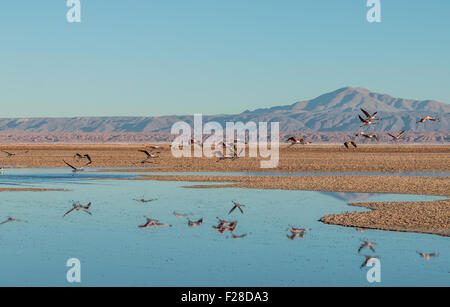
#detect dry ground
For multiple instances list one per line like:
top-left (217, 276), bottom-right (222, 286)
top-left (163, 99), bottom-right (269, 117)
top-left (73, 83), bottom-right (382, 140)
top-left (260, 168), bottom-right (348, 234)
top-left (320, 199), bottom-right (450, 237)
top-left (0, 144), bottom-right (449, 173)
top-left (119, 174), bottom-right (450, 196)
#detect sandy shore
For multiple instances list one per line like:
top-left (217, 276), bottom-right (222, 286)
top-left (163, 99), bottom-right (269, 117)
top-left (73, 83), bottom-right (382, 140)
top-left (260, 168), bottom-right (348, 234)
top-left (0, 144), bottom-right (449, 173)
top-left (320, 199), bottom-right (450, 237)
top-left (119, 174), bottom-right (450, 197)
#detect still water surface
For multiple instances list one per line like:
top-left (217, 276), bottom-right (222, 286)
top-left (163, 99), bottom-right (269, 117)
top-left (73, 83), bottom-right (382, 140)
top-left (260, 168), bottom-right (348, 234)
top-left (0, 169), bottom-right (448, 286)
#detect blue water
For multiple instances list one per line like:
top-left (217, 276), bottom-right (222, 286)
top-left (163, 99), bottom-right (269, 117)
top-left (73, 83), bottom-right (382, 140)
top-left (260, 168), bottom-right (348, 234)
top-left (0, 169), bottom-right (448, 286)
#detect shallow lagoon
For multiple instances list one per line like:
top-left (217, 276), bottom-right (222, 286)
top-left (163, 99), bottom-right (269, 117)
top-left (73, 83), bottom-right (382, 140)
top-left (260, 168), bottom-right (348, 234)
top-left (0, 169), bottom-right (448, 286)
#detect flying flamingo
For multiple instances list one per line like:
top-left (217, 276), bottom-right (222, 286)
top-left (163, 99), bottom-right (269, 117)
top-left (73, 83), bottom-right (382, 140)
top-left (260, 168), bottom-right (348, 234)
top-left (133, 198), bottom-right (157, 203)
top-left (173, 211), bottom-right (189, 218)
top-left (74, 153), bottom-right (92, 166)
top-left (229, 201), bottom-right (245, 214)
top-left (344, 141), bottom-right (357, 149)
top-left (417, 251), bottom-right (439, 260)
top-left (287, 232), bottom-right (305, 240)
top-left (417, 116), bottom-right (440, 123)
top-left (286, 136), bottom-right (305, 146)
top-left (63, 160), bottom-right (84, 173)
top-left (388, 131), bottom-right (406, 140)
top-left (139, 217), bottom-right (171, 228)
top-left (230, 233), bottom-right (250, 240)
top-left (1, 150), bottom-right (15, 157)
top-left (188, 218), bottom-right (203, 227)
top-left (358, 115), bottom-right (377, 127)
top-left (0, 217), bottom-right (27, 226)
top-left (63, 202), bottom-right (92, 217)
top-left (360, 108), bottom-right (381, 121)
top-left (360, 256), bottom-right (379, 269)
top-left (358, 241), bottom-right (376, 253)
top-left (359, 133), bottom-right (379, 141)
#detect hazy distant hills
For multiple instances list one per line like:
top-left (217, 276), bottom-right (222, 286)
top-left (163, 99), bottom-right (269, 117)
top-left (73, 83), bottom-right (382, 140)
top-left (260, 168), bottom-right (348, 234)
top-left (239, 87), bottom-right (449, 132)
top-left (0, 87), bottom-right (448, 134)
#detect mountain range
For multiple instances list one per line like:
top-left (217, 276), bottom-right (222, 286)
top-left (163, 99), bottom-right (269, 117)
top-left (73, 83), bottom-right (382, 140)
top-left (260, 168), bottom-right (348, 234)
top-left (0, 87), bottom-right (448, 134)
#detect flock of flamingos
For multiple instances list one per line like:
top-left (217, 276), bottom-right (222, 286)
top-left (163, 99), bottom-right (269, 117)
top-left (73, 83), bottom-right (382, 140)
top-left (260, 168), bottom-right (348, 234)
top-left (0, 109), bottom-right (442, 271)
top-left (286, 109), bottom-right (440, 148)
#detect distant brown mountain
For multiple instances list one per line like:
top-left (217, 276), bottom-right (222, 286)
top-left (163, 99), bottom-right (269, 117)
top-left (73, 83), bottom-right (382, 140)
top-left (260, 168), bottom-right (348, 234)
top-left (239, 87), bottom-right (449, 132)
top-left (0, 87), bottom-right (448, 134)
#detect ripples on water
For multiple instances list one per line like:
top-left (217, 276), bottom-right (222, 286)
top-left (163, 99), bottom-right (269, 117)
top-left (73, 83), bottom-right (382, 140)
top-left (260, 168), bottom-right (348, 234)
top-left (0, 169), bottom-right (448, 286)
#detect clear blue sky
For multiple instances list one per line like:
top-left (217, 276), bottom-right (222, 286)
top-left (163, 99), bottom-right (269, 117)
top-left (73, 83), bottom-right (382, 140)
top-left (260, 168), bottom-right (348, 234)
top-left (0, 0), bottom-right (449, 117)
